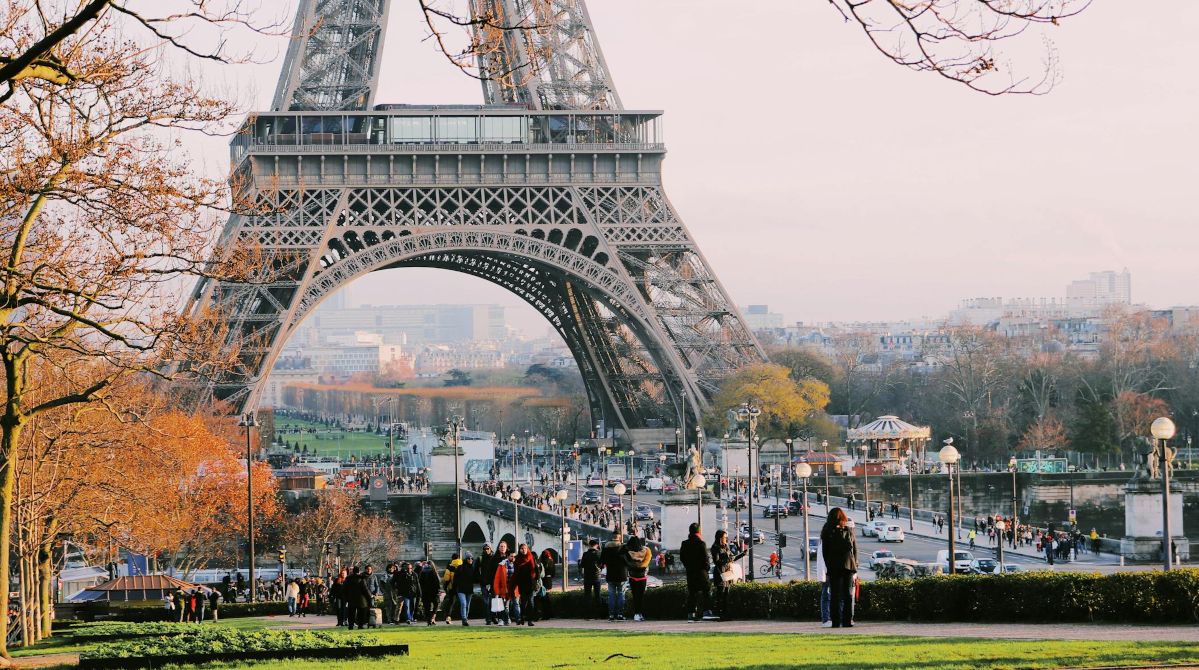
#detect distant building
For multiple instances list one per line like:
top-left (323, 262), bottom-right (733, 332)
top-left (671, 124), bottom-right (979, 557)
top-left (1066, 269), bottom-right (1132, 309)
top-left (743, 304), bottom-right (784, 331)
top-left (295, 303), bottom-right (506, 346)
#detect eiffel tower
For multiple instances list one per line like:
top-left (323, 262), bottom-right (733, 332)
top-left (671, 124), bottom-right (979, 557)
top-left (189, 0), bottom-right (764, 443)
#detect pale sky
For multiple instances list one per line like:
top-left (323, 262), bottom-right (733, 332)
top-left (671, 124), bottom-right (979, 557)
top-left (191, 1), bottom-right (1199, 334)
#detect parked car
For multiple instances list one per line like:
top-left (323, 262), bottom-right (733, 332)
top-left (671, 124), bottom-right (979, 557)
top-left (862, 520), bottom-right (889, 537)
top-left (878, 525), bottom-right (906, 543)
top-left (972, 558), bottom-right (1000, 574)
top-left (586, 476), bottom-right (604, 487)
top-left (739, 524), bottom-right (767, 544)
top-left (635, 504), bottom-right (655, 521)
top-left (867, 550), bottom-right (896, 570)
top-left (643, 477), bottom-right (665, 492)
top-left (936, 549), bottom-right (975, 573)
top-left (763, 504), bottom-right (788, 519)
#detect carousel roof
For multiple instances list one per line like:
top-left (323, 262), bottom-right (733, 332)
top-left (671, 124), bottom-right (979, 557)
top-left (847, 415), bottom-right (931, 441)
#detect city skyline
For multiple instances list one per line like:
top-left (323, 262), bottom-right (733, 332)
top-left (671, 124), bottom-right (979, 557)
top-left (184, 1), bottom-right (1199, 328)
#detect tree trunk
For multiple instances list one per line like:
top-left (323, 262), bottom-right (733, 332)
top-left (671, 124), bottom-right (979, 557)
top-left (0, 419), bottom-right (26, 663)
top-left (38, 517), bottom-right (56, 640)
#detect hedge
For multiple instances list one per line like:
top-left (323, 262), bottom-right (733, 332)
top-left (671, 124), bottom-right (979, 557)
top-left (547, 569), bottom-right (1199, 624)
top-left (66, 601), bottom-right (291, 623)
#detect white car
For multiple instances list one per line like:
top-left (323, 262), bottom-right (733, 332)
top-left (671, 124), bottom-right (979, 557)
top-left (867, 550), bottom-right (896, 570)
top-left (862, 520), bottom-right (889, 537)
top-left (936, 549), bottom-right (975, 573)
top-left (879, 525), bottom-right (905, 543)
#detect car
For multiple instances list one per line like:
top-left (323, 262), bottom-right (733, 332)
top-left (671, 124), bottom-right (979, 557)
top-left (862, 520), bottom-right (889, 537)
top-left (739, 524), bottom-right (766, 544)
top-left (867, 550), bottom-right (896, 570)
top-left (581, 490), bottom-right (601, 505)
top-left (606, 495), bottom-right (622, 509)
top-left (786, 499), bottom-right (804, 515)
top-left (879, 525), bottom-right (905, 543)
top-left (662, 483), bottom-right (678, 493)
top-left (635, 504), bottom-right (655, 521)
top-left (763, 504), bottom-right (788, 519)
top-left (586, 476), bottom-right (604, 487)
top-left (728, 495), bottom-right (747, 509)
top-left (972, 558), bottom-right (1000, 574)
top-left (936, 549), bottom-right (975, 573)
top-left (643, 477), bottom-right (665, 492)
top-left (1003, 564), bottom-right (1024, 574)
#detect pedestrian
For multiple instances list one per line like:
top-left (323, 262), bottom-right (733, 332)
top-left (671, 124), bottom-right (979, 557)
top-left (513, 544), bottom-right (538, 626)
top-left (679, 522), bottom-right (711, 622)
top-left (538, 548), bottom-right (556, 620)
top-left (453, 552), bottom-right (477, 626)
top-left (624, 535), bottom-right (652, 622)
top-left (480, 543), bottom-right (500, 625)
top-left (331, 568), bottom-right (348, 626)
top-left (418, 560), bottom-right (441, 626)
top-left (382, 563), bottom-right (398, 624)
top-left (709, 529), bottom-right (742, 621)
top-left (491, 552), bottom-right (512, 626)
top-left (398, 562), bottom-right (420, 623)
top-left (207, 588), bottom-right (222, 623)
top-left (286, 579), bottom-right (299, 617)
top-left (346, 567), bottom-right (372, 630)
top-left (600, 532), bottom-right (627, 621)
top-left (579, 539), bottom-right (602, 619)
top-left (436, 553), bottom-right (462, 623)
top-left (821, 507), bottom-right (857, 629)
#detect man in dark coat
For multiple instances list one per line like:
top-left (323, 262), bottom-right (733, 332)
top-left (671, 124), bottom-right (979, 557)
top-left (820, 508), bottom-right (858, 628)
top-left (599, 532), bottom-right (627, 621)
top-left (418, 560), bottom-right (441, 626)
top-left (579, 539), bottom-right (602, 619)
top-left (679, 523), bottom-right (711, 621)
top-left (345, 566), bottom-right (373, 630)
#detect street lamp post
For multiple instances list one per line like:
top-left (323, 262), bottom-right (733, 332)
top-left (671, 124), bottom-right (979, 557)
top-left (905, 447), bottom-right (915, 531)
top-left (1151, 417), bottom-right (1177, 571)
top-left (736, 402), bottom-right (762, 581)
top-left (675, 428), bottom-right (682, 459)
top-left (599, 446), bottom-right (608, 491)
top-left (573, 448), bottom-right (580, 511)
top-left (551, 438), bottom-right (558, 485)
top-left (1009, 456), bottom-right (1019, 549)
top-left (795, 462), bottom-right (812, 580)
top-left (524, 429), bottom-right (531, 483)
top-left (821, 439), bottom-right (831, 513)
top-left (695, 474), bottom-right (706, 532)
top-left (629, 471), bottom-right (637, 536)
top-left (995, 519), bottom-right (1007, 573)
top-left (939, 439), bottom-right (960, 574)
top-left (614, 482), bottom-right (627, 534)
top-left (786, 438), bottom-right (795, 508)
top-left (238, 412), bottom-right (258, 603)
top-left (512, 488), bottom-right (523, 548)
top-left (509, 434), bottom-right (517, 482)
top-left (556, 489), bottom-right (570, 592)
top-left (860, 443), bottom-right (870, 518)
top-left (448, 415), bottom-right (464, 554)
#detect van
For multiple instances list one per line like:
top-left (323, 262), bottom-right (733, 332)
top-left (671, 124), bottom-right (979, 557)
top-left (644, 477), bottom-right (664, 491)
top-left (935, 549), bottom-right (974, 573)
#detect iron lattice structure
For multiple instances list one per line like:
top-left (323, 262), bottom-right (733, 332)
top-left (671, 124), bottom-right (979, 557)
top-left (188, 0), bottom-right (763, 438)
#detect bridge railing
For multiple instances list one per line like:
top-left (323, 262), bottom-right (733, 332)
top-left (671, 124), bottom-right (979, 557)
top-left (459, 488), bottom-right (663, 555)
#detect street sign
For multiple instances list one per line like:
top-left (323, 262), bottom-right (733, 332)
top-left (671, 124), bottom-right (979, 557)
top-left (1068, 508), bottom-right (1077, 523)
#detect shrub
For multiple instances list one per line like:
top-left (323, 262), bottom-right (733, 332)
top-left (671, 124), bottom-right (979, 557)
top-left (81, 629), bottom-right (375, 660)
top-left (547, 569), bottom-right (1199, 624)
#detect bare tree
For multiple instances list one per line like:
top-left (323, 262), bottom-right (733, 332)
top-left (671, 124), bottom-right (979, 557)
top-left (829, 0), bottom-right (1091, 94)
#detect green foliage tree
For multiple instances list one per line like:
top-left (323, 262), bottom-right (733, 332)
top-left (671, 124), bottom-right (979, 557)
top-left (707, 363), bottom-right (830, 440)
top-left (444, 369), bottom-right (473, 387)
top-left (1070, 390), bottom-right (1117, 456)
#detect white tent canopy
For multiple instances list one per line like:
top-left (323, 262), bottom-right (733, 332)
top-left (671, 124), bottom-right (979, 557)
top-left (848, 415), bottom-right (931, 441)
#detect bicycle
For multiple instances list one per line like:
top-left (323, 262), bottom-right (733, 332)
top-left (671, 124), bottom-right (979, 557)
top-left (759, 562), bottom-right (782, 579)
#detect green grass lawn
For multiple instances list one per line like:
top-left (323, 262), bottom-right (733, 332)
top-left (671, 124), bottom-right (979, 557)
top-left (275, 418), bottom-right (392, 457)
top-left (17, 617), bottom-right (1199, 670)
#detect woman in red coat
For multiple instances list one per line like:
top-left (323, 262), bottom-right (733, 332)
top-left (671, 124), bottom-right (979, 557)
top-left (491, 555), bottom-right (512, 625)
top-left (512, 544), bottom-right (538, 626)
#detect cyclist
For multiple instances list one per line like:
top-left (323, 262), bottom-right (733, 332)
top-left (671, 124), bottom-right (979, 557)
top-left (768, 551), bottom-right (779, 575)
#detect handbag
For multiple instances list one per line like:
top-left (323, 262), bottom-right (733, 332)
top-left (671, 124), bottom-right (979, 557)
top-left (490, 596), bottom-right (505, 613)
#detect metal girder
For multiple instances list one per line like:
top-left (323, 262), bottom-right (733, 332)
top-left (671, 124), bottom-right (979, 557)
top-left (471, 0), bottom-right (621, 110)
top-left (272, 0), bottom-right (390, 111)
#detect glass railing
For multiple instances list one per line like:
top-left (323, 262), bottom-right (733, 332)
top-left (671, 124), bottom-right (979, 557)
top-left (231, 107), bottom-right (663, 164)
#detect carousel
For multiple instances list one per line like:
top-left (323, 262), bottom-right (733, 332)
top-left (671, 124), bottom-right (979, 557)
top-left (847, 415), bottom-right (931, 473)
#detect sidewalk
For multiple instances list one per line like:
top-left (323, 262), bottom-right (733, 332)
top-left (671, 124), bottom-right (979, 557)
top-left (746, 490), bottom-right (1118, 566)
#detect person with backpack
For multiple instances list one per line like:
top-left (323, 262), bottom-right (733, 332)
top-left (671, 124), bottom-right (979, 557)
top-left (623, 536), bottom-right (653, 622)
top-left (599, 532), bottom-right (628, 621)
